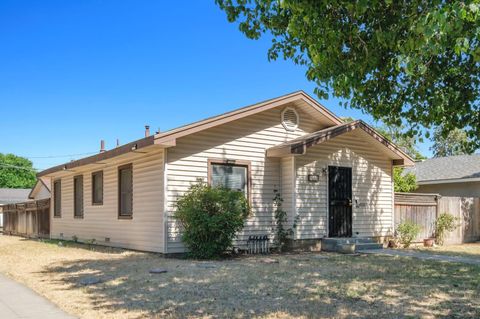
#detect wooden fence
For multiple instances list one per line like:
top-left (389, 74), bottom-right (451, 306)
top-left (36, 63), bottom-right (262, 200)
top-left (394, 193), bottom-right (480, 244)
top-left (2, 198), bottom-right (50, 238)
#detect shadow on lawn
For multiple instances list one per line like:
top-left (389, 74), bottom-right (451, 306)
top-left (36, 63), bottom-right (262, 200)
top-left (39, 253), bottom-right (480, 318)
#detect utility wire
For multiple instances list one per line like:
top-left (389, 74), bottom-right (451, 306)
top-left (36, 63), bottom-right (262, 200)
top-left (1, 152), bottom-right (96, 172)
top-left (19, 151), bottom-right (97, 159)
top-left (0, 164), bottom-right (42, 171)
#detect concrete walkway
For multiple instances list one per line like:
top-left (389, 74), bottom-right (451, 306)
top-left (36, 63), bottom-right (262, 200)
top-left (0, 274), bottom-right (75, 319)
top-left (362, 249), bottom-right (480, 266)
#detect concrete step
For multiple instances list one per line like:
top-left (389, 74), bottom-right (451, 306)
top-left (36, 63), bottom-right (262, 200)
top-left (321, 238), bottom-right (383, 253)
top-left (355, 243), bottom-right (384, 251)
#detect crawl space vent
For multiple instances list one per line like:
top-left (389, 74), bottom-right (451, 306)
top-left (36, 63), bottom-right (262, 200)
top-left (281, 107), bottom-right (299, 131)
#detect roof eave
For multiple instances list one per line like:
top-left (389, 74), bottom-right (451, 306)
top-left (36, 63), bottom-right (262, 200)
top-left (154, 91), bottom-right (343, 144)
top-left (266, 120), bottom-right (415, 166)
top-left (37, 91), bottom-right (344, 177)
top-left (37, 135), bottom-right (160, 177)
top-left (418, 177), bottom-right (480, 185)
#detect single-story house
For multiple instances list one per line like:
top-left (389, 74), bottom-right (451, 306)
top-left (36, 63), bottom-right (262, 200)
top-left (0, 188), bottom-right (32, 206)
top-left (0, 188), bottom-right (32, 227)
top-left (37, 91), bottom-right (414, 253)
top-left (406, 154), bottom-right (480, 197)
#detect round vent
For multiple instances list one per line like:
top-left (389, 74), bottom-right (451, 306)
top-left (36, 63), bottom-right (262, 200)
top-left (281, 107), bottom-right (299, 131)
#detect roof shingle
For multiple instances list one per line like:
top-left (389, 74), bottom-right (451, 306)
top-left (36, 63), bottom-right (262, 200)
top-left (0, 188), bottom-right (32, 205)
top-left (406, 154), bottom-right (480, 182)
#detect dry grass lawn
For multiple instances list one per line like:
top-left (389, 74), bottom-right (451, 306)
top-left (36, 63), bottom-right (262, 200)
top-left (411, 242), bottom-right (480, 258)
top-left (0, 235), bottom-right (479, 319)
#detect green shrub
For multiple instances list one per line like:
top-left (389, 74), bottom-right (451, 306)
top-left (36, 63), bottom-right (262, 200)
top-left (396, 221), bottom-right (421, 248)
top-left (174, 182), bottom-right (250, 259)
top-left (393, 167), bottom-right (418, 193)
top-left (273, 189), bottom-right (293, 252)
top-left (435, 212), bottom-right (458, 246)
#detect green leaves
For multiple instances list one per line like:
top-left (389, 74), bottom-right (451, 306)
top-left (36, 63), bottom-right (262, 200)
top-left (174, 181), bottom-right (250, 259)
top-left (0, 153), bottom-right (37, 189)
top-left (396, 221), bottom-right (421, 248)
top-left (435, 212), bottom-right (459, 245)
top-left (216, 0), bottom-right (480, 152)
top-left (431, 125), bottom-right (472, 157)
top-left (394, 168), bottom-right (418, 193)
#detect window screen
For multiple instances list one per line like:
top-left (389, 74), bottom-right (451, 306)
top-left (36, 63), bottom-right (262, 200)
top-left (118, 165), bottom-right (133, 217)
top-left (74, 175), bottom-right (83, 218)
top-left (54, 180), bottom-right (61, 217)
top-left (92, 171), bottom-right (103, 205)
top-left (211, 163), bottom-right (248, 194)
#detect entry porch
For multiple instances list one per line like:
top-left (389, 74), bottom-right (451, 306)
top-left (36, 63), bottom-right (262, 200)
top-left (267, 120), bottom-right (414, 244)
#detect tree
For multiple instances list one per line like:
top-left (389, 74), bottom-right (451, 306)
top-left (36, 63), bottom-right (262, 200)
top-left (375, 125), bottom-right (420, 192)
top-left (0, 153), bottom-right (37, 188)
top-left (216, 1), bottom-right (480, 151)
top-left (375, 125), bottom-right (425, 161)
top-left (393, 168), bottom-right (417, 193)
top-left (431, 126), bottom-right (472, 157)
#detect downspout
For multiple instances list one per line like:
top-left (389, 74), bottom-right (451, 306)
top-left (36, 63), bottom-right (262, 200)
top-left (391, 161), bottom-right (395, 238)
top-left (162, 149), bottom-right (169, 254)
top-left (292, 156), bottom-right (297, 240)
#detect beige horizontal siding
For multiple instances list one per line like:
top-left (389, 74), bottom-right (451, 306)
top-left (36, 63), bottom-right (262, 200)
top-left (166, 106), bottom-right (324, 253)
top-left (415, 182), bottom-right (480, 197)
top-left (50, 149), bottom-right (165, 253)
top-left (32, 185), bottom-right (50, 200)
top-left (281, 157), bottom-right (295, 229)
top-left (295, 130), bottom-right (394, 239)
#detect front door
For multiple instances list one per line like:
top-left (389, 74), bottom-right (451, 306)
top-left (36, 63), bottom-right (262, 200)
top-left (328, 166), bottom-right (353, 237)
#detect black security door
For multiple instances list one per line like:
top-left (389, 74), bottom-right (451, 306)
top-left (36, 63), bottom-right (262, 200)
top-left (328, 166), bottom-right (353, 237)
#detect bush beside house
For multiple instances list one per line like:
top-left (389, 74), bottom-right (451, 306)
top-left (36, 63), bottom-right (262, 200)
top-left (174, 182), bottom-right (250, 259)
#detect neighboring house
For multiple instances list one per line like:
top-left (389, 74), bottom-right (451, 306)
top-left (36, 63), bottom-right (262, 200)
top-left (28, 177), bottom-right (51, 201)
top-left (0, 188), bottom-right (31, 206)
top-left (37, 91), bottom-right (413, 253)
top-left (0, 188), bottom-right (32, 227)
top-left (407, 154), bottom-right (480, 197)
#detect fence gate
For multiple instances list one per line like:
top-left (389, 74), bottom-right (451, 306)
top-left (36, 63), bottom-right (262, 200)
top-left (438, 197), bottom-right (480, 245)
top-left (394, 193), bottom-right (480, 244)
top-left (394, 193), bottom-right (438, 242)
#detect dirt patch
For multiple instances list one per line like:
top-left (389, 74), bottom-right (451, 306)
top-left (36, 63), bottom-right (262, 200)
top-left (0, 235), bottom-right (479, 318)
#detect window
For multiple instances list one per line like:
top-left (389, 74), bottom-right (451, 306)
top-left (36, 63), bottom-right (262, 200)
top-left (208, 159), bottom-right (250, 198)
top-left (92, 171), bottom-right (103, 205)
top-left (53, 180), bottom-right (61, 217)
top-left (74, 175), bottom-right (84, 218)
top-left (118, 164), bottom-right (133, 218)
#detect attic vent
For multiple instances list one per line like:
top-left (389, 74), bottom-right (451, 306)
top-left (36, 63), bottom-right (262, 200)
top-left (281, 107), bottom-right (299, 131)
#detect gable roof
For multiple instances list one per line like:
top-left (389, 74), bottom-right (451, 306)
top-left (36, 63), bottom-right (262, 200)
top-left (266, 120), bottom-right (415, 166)
top-left (28, 177), bottom-right (51, 199)
top-left (405, 154), bottom-right (480, 184)
top-left (153, 91), bottom-right (343, 145)
top-left (38, 91), bottom-right (342, 177)
top-left (0, 188), bottom-right (32, 205)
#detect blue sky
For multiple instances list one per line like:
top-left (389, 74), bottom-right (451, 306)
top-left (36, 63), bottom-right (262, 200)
top-left (0, 1), bottom-right (432, 171)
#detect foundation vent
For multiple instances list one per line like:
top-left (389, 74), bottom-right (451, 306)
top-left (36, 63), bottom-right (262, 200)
top-left (281, 107), bottom-right (299, 131)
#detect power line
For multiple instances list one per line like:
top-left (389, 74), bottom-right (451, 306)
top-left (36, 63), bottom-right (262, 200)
top-left (20, 151), bottom-right (97, 159)
top-left (0, 164), bottom-right (42, 171)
